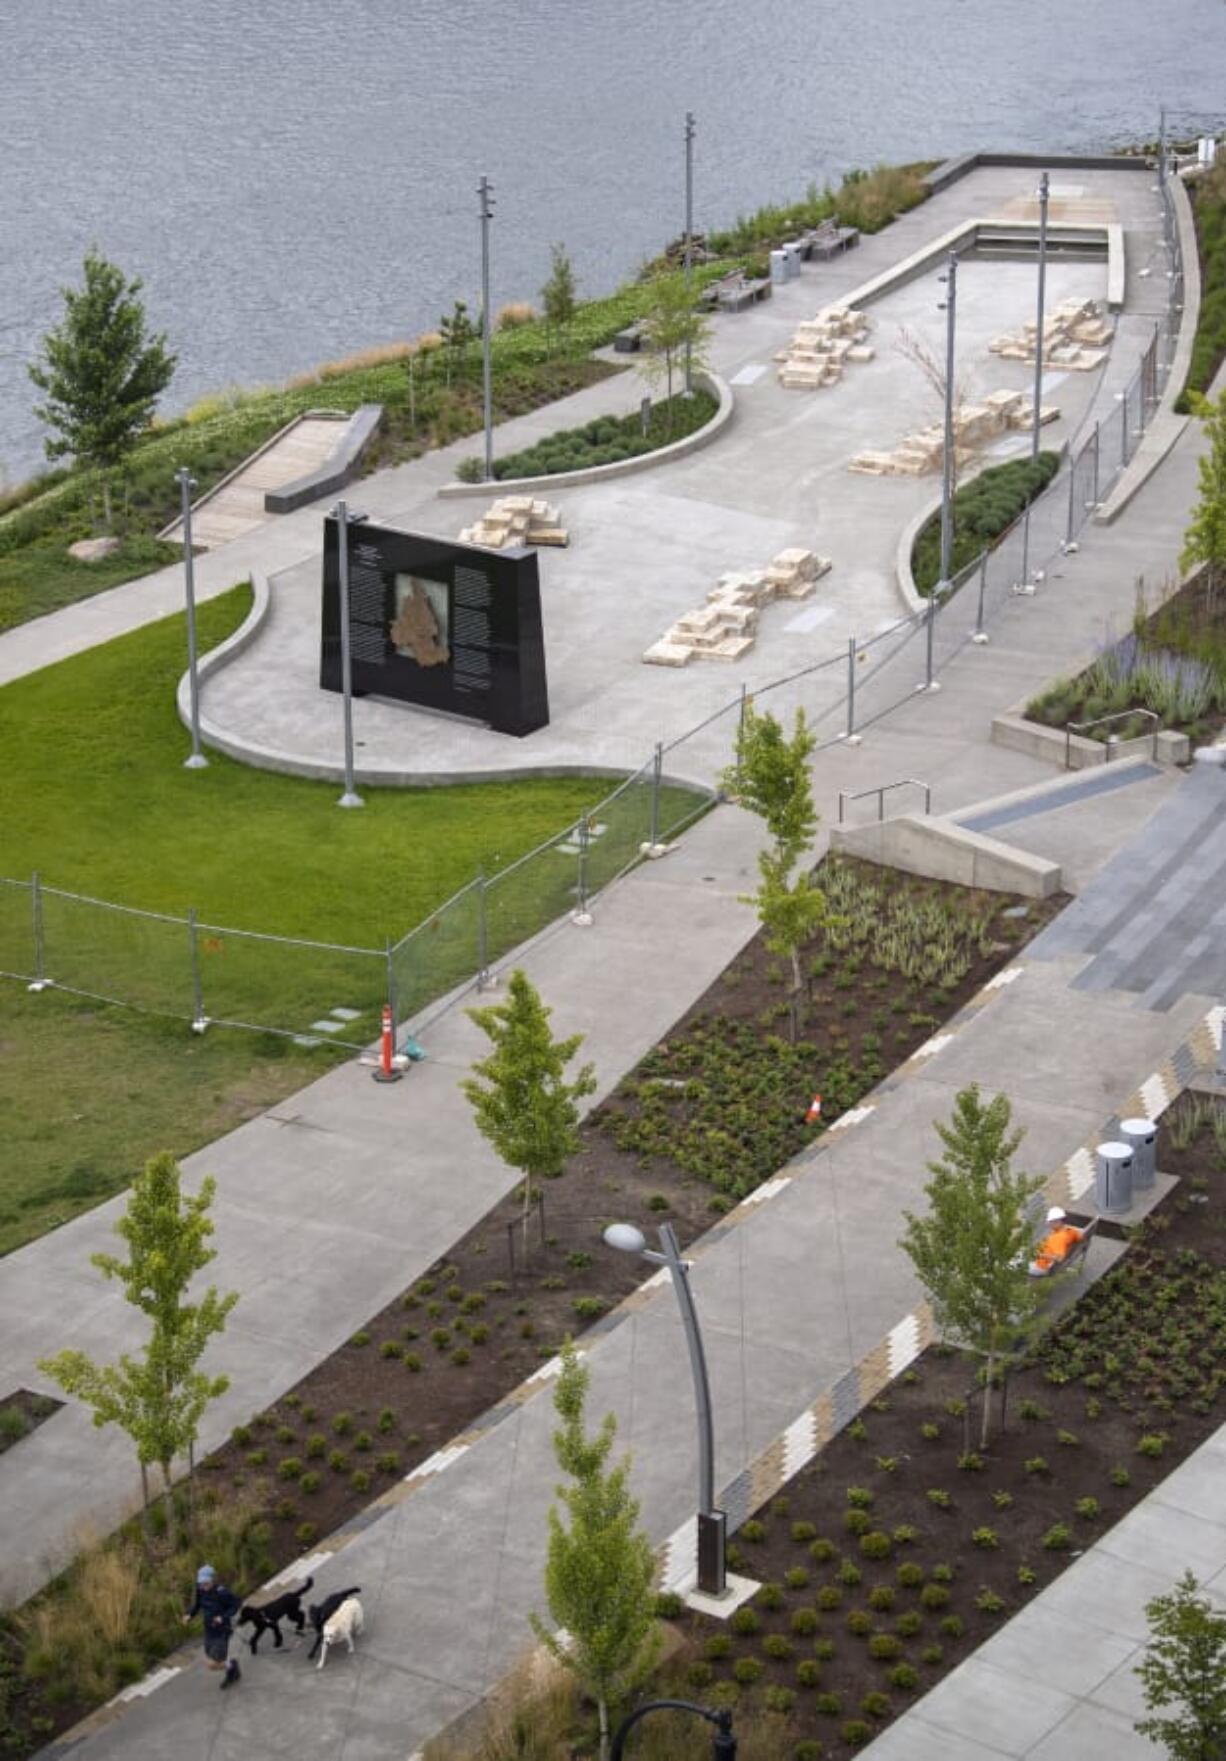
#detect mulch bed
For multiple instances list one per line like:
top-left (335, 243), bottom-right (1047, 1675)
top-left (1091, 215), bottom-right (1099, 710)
top-left (0, 1391), bottom-right (62, 1459)
top-left (644, 1088), bottom-right (1226, 1757)
top-left (195, 864), bottom-right (1063, 1568)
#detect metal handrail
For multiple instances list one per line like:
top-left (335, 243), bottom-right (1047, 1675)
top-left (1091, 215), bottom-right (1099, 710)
top-left (1064, 708), bottom-right (1159, 768)
top-left (837, 778), bottom-right (932, 824)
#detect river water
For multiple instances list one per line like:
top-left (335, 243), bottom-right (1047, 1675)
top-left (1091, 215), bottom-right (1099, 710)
top-left (1, 0), bottom-right (1224, 483)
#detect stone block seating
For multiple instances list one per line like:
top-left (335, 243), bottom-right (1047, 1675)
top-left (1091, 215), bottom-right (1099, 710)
top-left (988, 298), bottom-right (1113, 371)
top-left (849, 388), bottom-right (1059, 477)
top-left (775, 306), bottom-right (874, 390)
top-left (801, 217), bottom-right (861, 259)
top-left (458, 496), bottom-right (569, 549)
top-left (643, 548), bottom-right (831, 666)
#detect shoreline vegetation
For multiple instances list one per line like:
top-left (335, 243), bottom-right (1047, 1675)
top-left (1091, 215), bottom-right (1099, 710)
top-left (0, 161), bottom-right (931, 635)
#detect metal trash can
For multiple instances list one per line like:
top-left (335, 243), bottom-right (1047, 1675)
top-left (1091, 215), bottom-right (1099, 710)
top-left (769, 249), bottom-right (788, 286)
top-left (1118, 1117), bottom-right (1156, 1191)
top-left (782, 243), bottom-right (804, 281)
top-left (1095, 1140), bottom-right (1134, 1214)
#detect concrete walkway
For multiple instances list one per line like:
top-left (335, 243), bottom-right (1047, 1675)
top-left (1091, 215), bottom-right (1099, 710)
top-left (160, 414), bottom-right (360, 551)
top-left (0, 157), bottom-right (1220, 1761)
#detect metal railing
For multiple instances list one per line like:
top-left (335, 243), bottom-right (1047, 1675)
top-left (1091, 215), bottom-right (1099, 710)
top-left (1065, 708), bottom-right (1160, 768)
top-left (1, 170), bottom-right (1186, 1053)
top-left (838, 779), bottom-right (932, 823)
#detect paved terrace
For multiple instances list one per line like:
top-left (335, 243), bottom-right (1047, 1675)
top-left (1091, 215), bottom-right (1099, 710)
top-left (0, 157), bottom-right (1218, 1761)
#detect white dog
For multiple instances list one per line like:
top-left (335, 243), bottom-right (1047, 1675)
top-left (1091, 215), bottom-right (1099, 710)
top-left (316, 1595), bottom-right (364, 1670)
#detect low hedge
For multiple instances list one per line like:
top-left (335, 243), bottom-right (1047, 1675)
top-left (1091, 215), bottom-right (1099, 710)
top-left (1177, 161), bottom-right (1226, 410)
top-left (911, 452), bottom-right (1060, 596)
top-left (463, 389), bottom-right (719, 482)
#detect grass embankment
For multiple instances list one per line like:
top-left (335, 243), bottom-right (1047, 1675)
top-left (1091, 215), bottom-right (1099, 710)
top-left (1, 162), bottom-right (933, 635)
top-left (1178, 159), bottom-right (1226, 410)
top-left (0, 585), bottom-right (697, 1252)
top-left (472, 389), bottom-right (720, 480)
top-left (911, 453), bottom-right (1060, 595)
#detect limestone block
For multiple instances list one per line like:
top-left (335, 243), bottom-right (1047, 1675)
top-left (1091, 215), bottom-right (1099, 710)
top-left (846, 345), bottom-right (875, 363)
top-left (530, 526), bottom-right (570, 547)
top-left (699, 635), bottom-right (755, 661)
top-left (773, 547), bottom-right (817, 578)
top-left (848, 451), bottom-right (894, 474)
top-left (984, 389), bottom-right (1024, 421)
top-left (643, 641), bottom-right (692, 667)
top-left (775, 576), bottom-right (816, 600)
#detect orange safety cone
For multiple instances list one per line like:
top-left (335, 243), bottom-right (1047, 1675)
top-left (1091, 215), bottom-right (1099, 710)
top-left (805, 1092), bottom-right (822, 1124)
top-left (371, 1004), bottom-right (403, 1084)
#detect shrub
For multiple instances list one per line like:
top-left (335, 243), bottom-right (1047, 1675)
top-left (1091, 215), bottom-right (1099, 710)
top-left (920, 1583), bottom-right (950, 1609)
top-left (451, 1346), bottom-right (471, 1366)
top-left (912, 452), bottom-right (1060, 594)
top-left (732, 1657), bottom-right (763, 1684)
top-left (305, 1433), bottom-right (326, 1458)
top-left (327, 1450), bottom-right (348, 1473)
top-left (379, 1340), bottom-right (402, 1360)
top-left (920, 1643), bottom-right (943, 1664)
top-left (246, 1448), bottom-right (267, 1467)
top-left (841, 1716), bottom-right (875, 1743)
top-left (892, 1525), bottom-right (919, 1547)
top-left (349, 1331), bottom-right (370, 1347)
top-left (687, 1660), bottom-right (715, 1689)
top-left (846, 1487), bottom-right (874, 1508)
top-left (927, 1488), bottom-right (952, 1509)
top-left (377, 1408), bottom-right (395, 1433)
top-left (971, 1527), bottom-right (1000, 1550)
top-left (350, 1468), bottom-right (372, 1493)
top-left (763, 1634), bottom-right (794, 1660)
top-left (895, 1611), bottom-right (922, 1637)
top-left (816, 1586), bottom-right (842, 1610)
top-left (1056, 1429), bottom-right (1080, 1448)
top-left (230, 1424), bottom-right (252, 1446)
top-left (794, 1744), bottom-right (822, 1761)
top-left (815, 1692), bottom-right (843, 1717)
top-left (868, 1633), bottom-right (902, 1660)
top-left (957, 1451), bottom-right (985, 1473)
top-left (758, 1583), bottom-right (785, 1611)
top-left (1018, 1563), bottom-right (1037, 1585)
top-left (375, 1451), bottom-right (399, 1474)
top-left (896, 1563), bottom-right (924, 1588)
top-left (276, 1457), bottom-right (303, 1482)
top-left (300, 1471), bottom-right (321, 1494)
top-left (1075, 1496), bottom-right (1102, 1520)
top-left (837, 1560), bottom-right (862, 1587)
top-left (796, 1658), bottom-right (822, 1687)
top-left (1137, 1432), bottom-right (1170, 1457)
top-left (792, 1521), bottom-right (818, 1542)
top-left (867, 1587), bottom-right (895, 1612)
top-left (353, 1431), bottom-right (373, 1453)
top-left (784, 1566), bottom-right (809, 1590)
top-left (1110, 1464), bottom-right (1131, 1487)
top-left (846, 1609), bottom-right (873, 1636)
top-left (274, 1424), bottom-right (294, 1445)
top-left (1023, 1456), bottom-right (1050, 1476)
top-left (859, 1531), bottom-right (892, 1560)
top-left (920, 1422), bottom-right (941, 1441)
top-left (814, 1638), bottom-right (836, 1661)
top-left (1042, 1523), bottom-right (1072, 1550)
top-left (431, 1328), bottom-right (451, 1350)
top-left (890, 1662), bottom-right (920, 1689)
top-left (331, 1412), bottom-right (354, 1436)
top-left (940, 1615), bottom-right (965, 1638)
top-left (404, 1352), bottom-right (422, 1372)
top-left (792, 1608), bottom-right (819, 1636)
top-left (295, 1522), bottom-right (318, 1545)
top-left (740, 1518), bottom-right (767, 1543)
top-left (764, 1686), bottom-right (796, 1714)
top-left (976, 1589), bottom-right (1006, 1614)
top-left (845, 1510), bottom-right (872, 1536)
top-left (730, 1607), bottom-right (760, 1636)
top-left (704, 1634), bottom-right (732, 1660)
top-left (809, 1538), bottom-right (837, 1562)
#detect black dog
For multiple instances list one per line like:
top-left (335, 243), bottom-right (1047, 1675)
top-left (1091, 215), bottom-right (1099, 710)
top-left (236, 1575), bottom-right (314, 1654)
top-left (306, 1587), bottom-right (362, 1662)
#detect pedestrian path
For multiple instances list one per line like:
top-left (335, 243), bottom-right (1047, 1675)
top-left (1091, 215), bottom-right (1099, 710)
top-left (160, 414), bottom-right (359, 551)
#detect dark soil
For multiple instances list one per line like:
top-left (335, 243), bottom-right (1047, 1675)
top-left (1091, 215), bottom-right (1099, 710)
top-left (0, 1390), bottom-right (62, 1458)
top-left (196, 864), bottom-right (1064, 1569)
top-left (644, 1089), bottom-right (1226, 1757)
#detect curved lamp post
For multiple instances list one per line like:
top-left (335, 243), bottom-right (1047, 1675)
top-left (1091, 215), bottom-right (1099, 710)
top-left (603, 1221), bottom-right (726, 1597)
top-left (611, 1699), bottom-right (735, 1760)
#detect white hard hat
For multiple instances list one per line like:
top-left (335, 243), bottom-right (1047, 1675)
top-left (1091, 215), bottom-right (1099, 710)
top-left (1046, 1206), bottom-right (1066, 1224)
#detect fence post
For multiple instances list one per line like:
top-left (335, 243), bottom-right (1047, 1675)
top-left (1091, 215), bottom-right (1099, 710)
top-left (734, 682), bottom-right (749, 788)
top-left (385, 936), bottom-right (400, 1044)
top-left (29, 870), bottom-right (48, 991)
top-left (1065, 454), bottom-right (1077, 548)
top-left (1091, 421), bottom-right (1100, 508)
top-left (649, 742), bottom-right (663, 852)
top-left (1121, 387), bottom-right (1130, 466)
top-left (845, 635), bottom-right (860, 741)
top-left (476, 867), bottom-right (494, 989)
top-left (187, 906), bottom-right (207, 1033)
top-left (972, 551), bottom-right (989, 644)
top-left (572, 819), bottom-right (593, 927)
top-left (922, 594), bottom-right (938, 692)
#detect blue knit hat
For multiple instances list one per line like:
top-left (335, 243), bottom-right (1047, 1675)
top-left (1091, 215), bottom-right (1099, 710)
top-left (196, 1564), bottom-right (216, 1585)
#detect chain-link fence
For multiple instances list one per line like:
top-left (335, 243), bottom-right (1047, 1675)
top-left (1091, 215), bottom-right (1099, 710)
top-left (4, 174), bottom-right (1186, 1052)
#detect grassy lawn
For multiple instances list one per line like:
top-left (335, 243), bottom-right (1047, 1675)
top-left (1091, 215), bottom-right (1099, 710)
top-left (0, 584), bottom-right (700, 1253)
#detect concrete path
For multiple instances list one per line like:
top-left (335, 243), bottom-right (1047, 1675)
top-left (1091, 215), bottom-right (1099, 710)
top-left (160, 415), bottom-right (358, 551)
top-left (861, 1422), bottom-right (1226, 1760)
top-left (0, 156), bottom-right (1220, 1761)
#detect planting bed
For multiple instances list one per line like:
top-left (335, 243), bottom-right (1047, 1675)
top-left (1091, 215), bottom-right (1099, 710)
top-left (1026, 564), bottom-right (1226, 746)
top-left (0, 1391), bottom-right (61, 1457)
top-left (637, 1087), bottom-right (1226, 1757)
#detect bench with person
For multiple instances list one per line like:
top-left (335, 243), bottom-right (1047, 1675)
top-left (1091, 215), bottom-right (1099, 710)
top-left (1027, 1204), bottom-right (1098, 1279)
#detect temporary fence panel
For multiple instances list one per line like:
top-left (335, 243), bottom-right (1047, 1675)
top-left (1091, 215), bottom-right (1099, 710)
top-left (38, 886), bottom-right (196, 1019)
top-left (195, 919), bottom-right (385, 1048)
top-left (390, 877), bottom-right (485, 1029)
top-left (0, 876), bottom-right (34, 981)
top-left (481, 826), bottom-right (583, 974)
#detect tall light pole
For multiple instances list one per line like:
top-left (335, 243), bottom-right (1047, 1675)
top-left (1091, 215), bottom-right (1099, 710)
top-left (604, 1221), bottom-right (726, 1597)
top-left (1031, 172), bottom-right (1050, 462)
top-left (175, 467), bottom-right (208, 770)
top-left (937, 251), bottom-right (958, 598)
top-left (684, 110), bottom-right (696, 396)
top-left (332, 498), bottom-right (364, 810)
top-left (479, 174), bottom-right (495, 480)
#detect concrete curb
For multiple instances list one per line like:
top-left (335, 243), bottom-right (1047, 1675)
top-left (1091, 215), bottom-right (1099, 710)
top-left (829, 810), bottom-right (1063, 897)
top-left (436, 371), bottom-right (733, 498)
top-left (174, 569), bottom-right (270, 736)
top-left (263, 404), bottom-right (384, 513)
top-left (991, 705), bottom-right (1191, 770)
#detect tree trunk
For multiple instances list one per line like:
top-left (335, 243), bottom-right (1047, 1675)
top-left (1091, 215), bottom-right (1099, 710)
top-left (598, 1695), bottom-right (609, 1761)
top-left (186, 1438), bottom-right (196, 1532)
top-left (139, 1461), bottom-right (153, 1555)
top-left (980, 1348), bottom-right (996, 1449)
top-left (101, 477), bottom-right (113, 530)
top-left (162, 1459), bottom-right (178, 1552)
top-left (789, 947), bottom-right (804, 1043)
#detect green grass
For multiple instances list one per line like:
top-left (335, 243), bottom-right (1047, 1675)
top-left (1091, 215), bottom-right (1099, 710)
top-left (911, 452), bottom-right (1061, 595)
top-left (0, 584), bottom-right (704, 1249)
top-left (0, 534), bottom-right (182, 631)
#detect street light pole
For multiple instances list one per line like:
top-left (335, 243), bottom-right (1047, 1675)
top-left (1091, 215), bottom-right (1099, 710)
top-left (684, 110), bottom-right (696, 396)
top-left (478, 174), bottom-right (495, 481)
top-left (333, 498), bottom-right (364, 809)
top-left (175, 467), bottom-right (208, 770)
top-left (611, 1700), bottom-right (736, 1760)
top-left (937, 251), bottom-right (958, 599)
top-left (1031, 171), bottom-right (1050, 462)
top-left (604, 1221), bottom-right (726, 1596)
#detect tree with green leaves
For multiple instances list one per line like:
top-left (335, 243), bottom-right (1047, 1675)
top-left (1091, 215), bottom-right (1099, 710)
top-left (531, 1341), bottom-right (659, 1761)
top-left (27, 250), bottom-right (176, 527)
top-left (542, 244), bottom-right (578, 355)
top-left (900, 1087), bottom-right (1045, 1447)
top-left (463, 970), bottom-right (596, 1245)
top-left (723, 703), bottom-right (817, 867)
top-left (755, 850), bottom-right (830, 1042)
top-left (39, 1151), bottom-right (236, 1545)
top-left (1135, 1570), bottom-right (1226, 1760)
top-left (637, 271), bottom-right (711, 428)
top-left (439, 299), bottom-right (478, 387)
top-left (1180, 387), bottom-right (1226, 607)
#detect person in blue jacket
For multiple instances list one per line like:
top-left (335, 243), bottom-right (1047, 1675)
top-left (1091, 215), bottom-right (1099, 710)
top-left (182, 1564), bottom-right (242, 1688)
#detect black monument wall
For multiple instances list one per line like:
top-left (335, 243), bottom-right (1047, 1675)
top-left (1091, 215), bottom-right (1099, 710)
top-left (319, 516), bottom-right (549, 737)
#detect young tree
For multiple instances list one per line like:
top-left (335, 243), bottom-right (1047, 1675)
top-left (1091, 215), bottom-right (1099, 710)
top-left (39, 1151), bottom-right (236, 1544)
top-left (900, 1087), bottom-right (1045, 1447)
top-left (723, 703), bottom-right (817, 867)
top-left (755, 850), bottom-right (829, 1042)
top-left (439, 299), bottom-right (478, 388)
top-left (1180, 388), bottom-right (1226, 608)
top-left (1136, 1570), bottom-right (1226, 1760)
top-left (541, 244), bottom-right (578, 356)
top-left (27, 250), bottom-right (176, 527)
top-left (895, 324), bottom-right (969, 500)
top-left (531, 1342), bottom-right (659, 1761)
top-left (638, 271), bottom-right (711, 427)
top-left (463, 970), bottom-right (596, 1244)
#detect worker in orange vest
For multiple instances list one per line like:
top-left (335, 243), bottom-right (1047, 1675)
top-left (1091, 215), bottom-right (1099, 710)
top-left (1029, 1206), bottom-right (1085, 1276)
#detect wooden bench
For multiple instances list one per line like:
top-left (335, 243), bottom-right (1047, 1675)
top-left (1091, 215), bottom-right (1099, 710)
top-left (802, 220), bottom-right (861, 261)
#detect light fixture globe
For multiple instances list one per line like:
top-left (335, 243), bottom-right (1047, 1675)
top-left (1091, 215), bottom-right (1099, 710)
top-left (603, 1222), bottom-right (647, 1256)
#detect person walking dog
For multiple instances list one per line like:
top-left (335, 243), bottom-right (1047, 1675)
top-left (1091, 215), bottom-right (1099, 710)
top-left (183, 1564), bottom-right (242, 1688)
